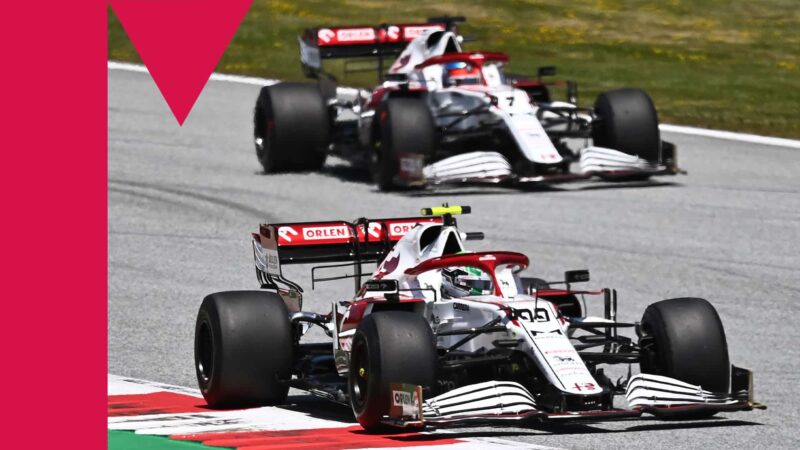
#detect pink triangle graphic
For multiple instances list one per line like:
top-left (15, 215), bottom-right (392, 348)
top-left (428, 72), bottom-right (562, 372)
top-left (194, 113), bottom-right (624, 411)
top-left (110, 0), bottom-right (254, 125)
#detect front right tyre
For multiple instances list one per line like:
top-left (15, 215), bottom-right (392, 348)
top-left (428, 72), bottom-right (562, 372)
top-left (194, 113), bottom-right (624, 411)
top-left (592, 88), bottom-right (661, 162)
top-left (639, 297), bottom-right (730, 393)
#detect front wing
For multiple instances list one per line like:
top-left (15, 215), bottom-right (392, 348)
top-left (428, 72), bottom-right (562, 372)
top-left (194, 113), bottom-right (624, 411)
top-left (415, 148), bottom-right (682, 188)
top-left (381, 368), bottom-right (765, 429)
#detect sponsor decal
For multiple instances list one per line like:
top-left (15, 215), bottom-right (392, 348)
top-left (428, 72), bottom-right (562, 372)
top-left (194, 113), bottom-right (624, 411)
top-left (398, 154), bottom-right (424, 179)
top-left (393, 390), bottom-right (415, 407)
top-left (265, 248), bottom-right (280, 275)
top-left (303, 225), bottom-right (352, 240)
top-left (453, 303), bottom-right (470, 312)
top-left (389, 383), bottom-right (423, 420)
top-left (389, 222), bottom-right (419, 237)
top-left (367, 222), bottom-right (381, 238)
top-left (544, 348), bottom-right (575, 354)
top-left (317, 28), bottom-right (335, 44)
top-left (278, 226), bottom-right (298, 242)
top-left (479, 254), bottom-right (496, 261)
top-left (572, 382), bottom-right (597, 392)
top-left (404, 24), bottom-right (444, 39)
top-left (528, 329), bottom-right (602, 394)
top-left (277, 218), bottom-right (438, 246)
top-left (386, 25), bottom-right (401, 41)
top-left (337, 27), bottom-right (375, 42)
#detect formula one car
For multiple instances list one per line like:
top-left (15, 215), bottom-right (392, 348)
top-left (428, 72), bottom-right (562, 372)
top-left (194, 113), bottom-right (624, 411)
top-left (253, 17), bottom-right (682, 191)
top-left (194, 206), bottom-right (763, 431)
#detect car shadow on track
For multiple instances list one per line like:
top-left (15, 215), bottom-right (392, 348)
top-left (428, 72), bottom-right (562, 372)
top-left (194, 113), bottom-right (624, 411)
top-left (315, 161), bottom-right (682, 196)
top-left (279, 395), bottom-right (761, 439)
top-left (511, 418), bottom-right (763, 437)
top-left (402, 180), bottom-right (682, 197)
top-left (278, 395), bottom-right (356, 424)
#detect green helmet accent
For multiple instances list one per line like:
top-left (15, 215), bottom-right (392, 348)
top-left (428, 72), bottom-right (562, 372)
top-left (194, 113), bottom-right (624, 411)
top-left (442, 262), bottom-right (493, 297)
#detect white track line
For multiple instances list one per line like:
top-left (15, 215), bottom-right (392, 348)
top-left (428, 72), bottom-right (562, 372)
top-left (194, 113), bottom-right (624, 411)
top-left (107, 60), bottom-right (800, 149)
top-left (659, 124), bottom-right (800, 149)
top-left (107, 60), bottom-right (279, 86)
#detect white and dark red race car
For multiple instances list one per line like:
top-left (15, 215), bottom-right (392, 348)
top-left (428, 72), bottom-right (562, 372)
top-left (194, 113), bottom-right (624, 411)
top-left (194, 206), bottom-right (763, 431)
top-left (253, 17), bottom-right (682, 190)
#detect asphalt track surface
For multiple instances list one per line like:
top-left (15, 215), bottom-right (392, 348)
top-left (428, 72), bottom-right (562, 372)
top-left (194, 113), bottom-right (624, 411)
top-left (109, 68), bottom-right (799, 449)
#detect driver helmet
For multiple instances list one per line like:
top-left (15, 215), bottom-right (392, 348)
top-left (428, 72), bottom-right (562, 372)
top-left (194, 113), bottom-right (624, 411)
top-left (442, 266), bottom-right (493, 298)
top-left (442, 61), bottom-right (481, 87)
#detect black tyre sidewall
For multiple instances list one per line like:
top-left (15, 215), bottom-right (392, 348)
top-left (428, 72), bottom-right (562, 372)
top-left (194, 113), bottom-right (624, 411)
top-left (253, 83), bottom-right (329, 173)
top-left (253, 89), bottom-right (274, 171)
top-left (195, 290), bottom-right (293, 408)
top-left (593, 88), bottom-right (660, 162)
top-left (640, 297), bottom-right (730, 393)
top-left (348, 311), bottom-right (436, 431)
top-left (372, 97), bottom-right (435, 191)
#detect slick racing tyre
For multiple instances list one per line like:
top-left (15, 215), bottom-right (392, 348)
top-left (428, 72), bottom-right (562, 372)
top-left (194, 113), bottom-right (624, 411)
top-left (348, 311), bottom-right (436, 432)
top-left (639, 297), bottom-right (730, 395)
top-left (253, 82), bottom-right (329, 172)
top-left (195, 291), bottom-right (292, 407)
top-left (592, 88), bottom-right (660, 162)
top-left (372, 97), bottom-right (435, 191)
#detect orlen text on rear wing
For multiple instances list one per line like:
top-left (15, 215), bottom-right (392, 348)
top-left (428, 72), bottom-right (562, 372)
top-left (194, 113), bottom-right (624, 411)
top-left (299, 21), bottom-right (448, 79)
top-left (252, 216), bottom-right (441, 293)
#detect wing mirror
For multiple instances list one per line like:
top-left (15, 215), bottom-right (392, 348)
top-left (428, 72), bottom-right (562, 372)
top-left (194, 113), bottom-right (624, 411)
top-left (537, 66), bottom-right (557, 80)
top-left (564, 270), bottom-right (590, 284)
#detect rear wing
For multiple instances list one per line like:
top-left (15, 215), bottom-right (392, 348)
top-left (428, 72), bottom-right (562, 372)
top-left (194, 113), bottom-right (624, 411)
top-left (299, 17), bottom-right (465, 79)
top-left (252, 216), bottom-right (442, 291)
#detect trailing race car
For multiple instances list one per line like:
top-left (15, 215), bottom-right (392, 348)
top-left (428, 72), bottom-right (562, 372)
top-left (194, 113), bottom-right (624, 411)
top-left (194, 205), bottom-right (763, 431)
top-left (253, 17), bottom-right (682, 191)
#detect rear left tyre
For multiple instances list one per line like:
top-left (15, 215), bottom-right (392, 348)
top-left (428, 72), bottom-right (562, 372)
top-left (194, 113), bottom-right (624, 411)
top-left (195, 290), bottom-right (292, 408)
top-left (253, 82), bottom-right (329, 173)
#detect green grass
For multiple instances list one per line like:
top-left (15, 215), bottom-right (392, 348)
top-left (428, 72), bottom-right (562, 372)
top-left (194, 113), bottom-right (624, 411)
top-left (109, 0), bottom-right (800, 138)
top-left (108, 430), bottom-right (217, 449)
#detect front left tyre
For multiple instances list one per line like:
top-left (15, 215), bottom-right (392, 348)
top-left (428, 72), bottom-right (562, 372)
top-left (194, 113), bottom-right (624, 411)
top-left (371, 97), bottom-right (435, 191)
top-left (348, 311), bottom-right (437, 431)
top-left (195, 290), bottom-right (292, 408)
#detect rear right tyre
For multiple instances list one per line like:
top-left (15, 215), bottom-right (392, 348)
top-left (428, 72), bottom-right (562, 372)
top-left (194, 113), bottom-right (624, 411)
top-left (592, 88), bottom-right (660, 162)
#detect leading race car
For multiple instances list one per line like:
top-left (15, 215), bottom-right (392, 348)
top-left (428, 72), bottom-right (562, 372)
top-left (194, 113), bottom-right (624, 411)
top-left (253, 17), bottom-right (682, 191)
top-left (194, 206), bottom-right (763, 431)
